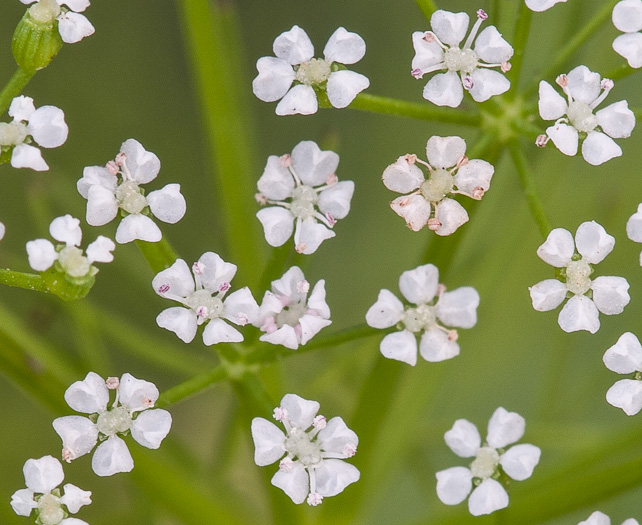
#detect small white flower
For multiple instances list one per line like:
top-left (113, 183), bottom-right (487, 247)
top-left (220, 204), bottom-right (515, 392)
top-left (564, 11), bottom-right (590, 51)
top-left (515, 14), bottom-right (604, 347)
top-left (525, 0), bottom-right (567, 11)
top-left (612, 0), bottom-right (642, 68)
top-left (0, 221), bottom-right (5, 241)
top-left (411, 9), bottom-right (513, 107)
top-left (579, 510), bottom-right (640, 525)
top-left (603, 332), bottom-right (642, 415)
top-left (251, 393), bottom-right (360, 505)
top-left (529, 221), bottom-right (630, 334)
top-left (256, 141), bottom-right (354, 254)
top-left (252, 25), bottom-right (370, 115)
top-left (77, 139), bottom-right (186, 244)
top-left (20, 0), bottom-right (95, 44)
top-left (436, 407), bottom-right (541, 516)
top-left (382, 136), bottom-right (493, 235)
top-left (26, 214), bottom-right (114, 277)
top-left (153, 252), bottom-right (259, 345)
top-left (0, 96), bottom-right (68, 171)
top-left (52, 372), bottom-right (172, 477)
top-left (536, 66), bottom-right (635, 165)
top-left (254, 266), bottom-right (331, 350)
top-left (366, 263), bottom-right (479, 366)
top-left (626, 203), bottom-right (642, 264)
top-left (11, 455), bottom-right (91, 524)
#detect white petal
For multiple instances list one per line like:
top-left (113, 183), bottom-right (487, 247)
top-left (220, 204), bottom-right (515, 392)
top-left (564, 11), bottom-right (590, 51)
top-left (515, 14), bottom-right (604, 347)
top-left (50, 214), bottom-right (82, 246)
top-left (260, 325), bottom-right (300, 349)
top-left (536, 228), bottom-right (574, 267)
top-left (603, 332), bottom-right (642, 374)
top-left (323, 27), bottom-right (366, 64)
top-left (152, 258), bottom-right (194, 299)
top-left (28, 106), bottom-right (68, 148)
top-left (500, 443), bottom-right (541, 480)
top-left (596, 100), bottom-right (635, 138)
top-left (486, 407), bottom-right (525, 449)
top-left (119, 139), bottom-right (160, 184)
top-left (10, 488), bottom-right (36, 516)
top-left (91, 436), bottom-right (134, 477)
top-left (86, 184), bottom-right (118, 226)
top-left (60, 484), bottom-right (92, 513)
top-left (272, 462), bottom-right (309, 504)
top-left (423, 71), bottom-right (464, 107)
top-left (77, 166), bottom-right (117, 199)
top-left (291, 140), bottom-right (340, 187)
top-left (591, 276), bottom-right (630, 315)
top-left (60, 518), bottom-right (89, 525)
top-left (365, 289), bottom-right (404, 329)
top-left (434, 198), bottom-right (469, 236)
top-left (147, 184), bottom-right (186, 224)
top-left (156, 307), bottom-right (198, 343)
top-left (252, 57), bottom-right (296, 102)
top-left (64, 371), bottom-right (108, 414)
top-left (280, 393), bottom-right (320, 429)
top-left (198, 251), bottom-right (237, 292)
top-left (307, 279), bottom-right (331, 319)
top-left (131, 409), bottom-right (172, 448)
top-left (26, 239), bottom-right (57, 271)
top-left (578, 511), bottom-right (612, 525)
top-left (468, 479), bottom-right (509, 516)
top-left (426, 136), bottom-right (467, 169)
top-left (538, 81), bottom-right (567, 120)
top-left (380, 330), bottom-right (418, 366)
top-left (270, 266), bottom-right (306, 299)
top-left (613, 32), bottom-right (642, 69)
top-left (202, 318), bottom-right (243, 345)
top-left (558, 295), bottom-right (600, 334)
top-left (9, 96), bottom-right (35, 121)
top-left (546, 123), bottom-right (579, 156)
top-left (626, 204), bottom-right (642, 242)
top-left (294, 218), bottom-right (335, 254)
top-left (52, 416), bottom-right (99, 461)
top-left (317, 417), bottom-right (358, 456)
top-left (582, 131), bottom-right (622, 166)
top-left (251, 417), bottom-right (286, 466)
top-left (529, 279), bottom-right (567, 311)
top-left (314, 459), bottom-right (360, 497)
top-left (411, 31), bottom-right (444, 71)
top-left (0, 222), bottom-right (5, 241)
top-left (399, 263), bottom-right (439, 305)
top-left (606, 379), bottom-right (642, 415)
top-left (118, 372), bottom-right (159, 412)
top-left (58, 12), bottom-right (95, 44)
top-left (430, 10), bottom-right (470, 46)
top-left (115, 214), bottom-right (162, 243)
top-left (444, 419), bottom-right (481, 457)
top-left (327, 70), bottom-right (369, 108)
top-left (223, 287), bottom-right (260, 326)
top-left (317, 180), bottom-right (354, 220)
top-left (437, 287), bottom-right (480, 328)
top-left (613, 0), bottom-right (642, 32)
top-left (273, 25), bottom-right (314, 65)
top-left (419, 327), bottom-right (460, 362)
top-left (525, 0), bottom-right (567, 11)
top-left (299, 314), bottom-right (332, 345)
top-left (390, 194), bottom-right (431, 231)
top-left (276, 85), bottom-right (318, 116)
top-left (454, 159), bottom-right (494, 198)
top-left (382, 156), bottom-right (424, 193)
top-left (23, 456), bottom-right (64, 494)
top-left (435, 466), bottom-right (473, 505)
top-left (86, 236), bottom-right (115, 264)
top-left (474, 26), bottom-right (514, 64)
top-left (11, 143), bottom-right (48, 171)
top-left (566, 65), bottom-right (601, 105)
top-left (257, 155), bottom-right (295, 200)
top-left (468, 69), bottom-right (511, 103)
top-left (575, 221), bottom-right (615, 264)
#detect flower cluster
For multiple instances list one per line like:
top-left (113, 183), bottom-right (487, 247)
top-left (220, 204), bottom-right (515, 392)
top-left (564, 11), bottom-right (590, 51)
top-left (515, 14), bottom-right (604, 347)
top-left (20, 0), bottom-right (95, 44)
top-left (612, 0), bottom-right (642, 68)
top-left (603, 333), bottom-right (642, 415)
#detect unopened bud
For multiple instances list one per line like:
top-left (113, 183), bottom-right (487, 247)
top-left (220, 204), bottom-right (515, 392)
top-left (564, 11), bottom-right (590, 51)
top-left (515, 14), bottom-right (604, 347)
top-left (12, 1), bottom-right (63, 73)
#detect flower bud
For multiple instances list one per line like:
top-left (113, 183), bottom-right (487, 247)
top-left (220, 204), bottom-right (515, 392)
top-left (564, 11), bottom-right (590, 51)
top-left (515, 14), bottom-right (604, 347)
top-left (12, 1), bottom-right (63, 73)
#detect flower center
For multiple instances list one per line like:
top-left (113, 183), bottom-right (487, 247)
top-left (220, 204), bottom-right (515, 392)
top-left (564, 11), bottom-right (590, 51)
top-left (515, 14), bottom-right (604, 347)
top-left (284, 428), bottom-right (323, 468)
top-left (0, 121), bottom-right (28, 146)
top-left (403, 304), bottom-right (436, 332)
top-left (296, 58), bottom-right (332, 85)
top-left (96, 406), bottom-right (132, 436)
top-left (566, 101), bottom-right (598, 133)
top-left (470, 446), bottom-right (500, 479)
top-left (58, 246), bottom-right (91, 278)
top-left (185, 289), bottom-right (224, 319)
top-left (565, 259), bottom-right (592, 295)
top-left (444, 47), bottom-right (479, 74)
top-left (29, 0), bottom-right (61, 24)
top-left (289, 184), bottom-right (318, 220)
top-left (37, 493), bottom-right (64, 525)
top-left (420, 168), bottom-right (454, 202)
top-left (276, 301), bottom-right (307, 327)
top-left (115, 180), bottom-right (147, 214)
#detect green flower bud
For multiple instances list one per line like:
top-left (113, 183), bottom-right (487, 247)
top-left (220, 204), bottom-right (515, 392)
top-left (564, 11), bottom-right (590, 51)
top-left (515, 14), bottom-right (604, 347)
top-left (12, 0), bottom-right (63, 73)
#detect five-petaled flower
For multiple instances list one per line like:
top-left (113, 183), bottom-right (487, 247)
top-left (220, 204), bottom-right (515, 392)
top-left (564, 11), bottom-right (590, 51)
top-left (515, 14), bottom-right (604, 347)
top-left (529, 221), bottom-right (630, 334)
top-left (603, 332), bottom-right (642, 416)
top-left (366, 263), bottom-right (479, 365)
top-left (536, 65), bottom-right (635, 165)
top-left (256, 140), bottom-right (354, 254)
top-left (52, 372), bottom-right (172, 477)
top-left (612, 0), bottom-right (642, 68)
top-left (152, 252), bottom-right (259, 345)
top-left (382, 136), bottom-right (494, 236)
top-left (20, 0), bottom-right (95, 44)
top-left (578, 511), bottom-right (640, 525)
top-left (436, 407), bottom-right (541, 516)
top-left (254, 266), bottom-right (331, 350)
top-left (0, 95), bottom-right (68, 171)
top-left (411, 9), bottom-right (513, 107)
top-left (77, 138), bottom-right (186, 244)
top-left (626, 203), bottom-right (642, 265)
top-left (252, 25), bottom-right (370, 115)
top-left (525, 0), bottom-right (567, 11)
top-left (11, 455), bottom-right (92, 525)
top-left (251, 393), bottom-right (360, 506)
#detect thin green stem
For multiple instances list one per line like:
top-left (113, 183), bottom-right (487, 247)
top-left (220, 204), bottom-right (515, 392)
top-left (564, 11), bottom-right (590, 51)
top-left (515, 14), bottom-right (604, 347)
top-left (0, 67), bottom-right (34, 116)
top-left (0, 268), bottom-right (51, 293)
top-left (156, 365), bottom-right (227, 408)
top-left (349, 93), bottom-right (481, 126)
top-left (507, 1), bottom-right (533, 95)
top-left (508, 139), bottom-right (551, 238)
top-left (135, 237), bottom-right (179, 274)
top-left (414, 0), bottom-right (438, 21)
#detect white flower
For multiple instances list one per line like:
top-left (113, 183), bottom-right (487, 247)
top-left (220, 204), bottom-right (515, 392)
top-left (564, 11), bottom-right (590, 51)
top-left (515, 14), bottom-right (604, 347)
top-left (252, 25), bottom-right (370, 115)
top-left (26, 214), bottom-right (114, 277)
top-left (152, 252), bottom-right (259, 345)
top-left (603, 332), bottom-right (642, 415)
top-left (436, 407), bottom-right (541, 516)
top-left (11, 455), bottom-right (91, 524)
top-left (254, 266), bottom-right (331, 350)
top-left (529, 221), bottom-right (630, 334)
top-left (0, 96), bottom-right (68, 171)
top-left (251, 393), bottom-right (359, 505)
top-left (525, 0), bottom-right (567, 11)
top-left (0, 221), bottom-right (5, 241)
top-left (366, 263), bottom-right (479, 365)
top-left (612, 0), bottom-right (642, 68)
top-left (536, 66), bottom-right (635, 165)
top-left (411, 9), bottom-right (513, 107)
top-left (579, 510), bottom-right (640, 525)
top-left (21, 0), bottom-right (95, 44)
top-left (382, 136), bottom-right (493, 235)
top-left (626, 203), bottom-right (642, 265)
top-left (256, 141), bottom-right (354, 254)
top-left (77, 139), bottom-right (186, 244)
top-left (52, 372), bottom-right (172, 477)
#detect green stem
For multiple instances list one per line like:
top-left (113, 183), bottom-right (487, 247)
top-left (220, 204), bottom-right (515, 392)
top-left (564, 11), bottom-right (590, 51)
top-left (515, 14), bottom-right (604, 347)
top-left (0, 268), bottom-right (51, 293)
top-left (156, 365), bottom-right (227, 408)
top-left (414, 0), bottom-right (438, 20)
top-left (0, 67), bottom-right (34, 116)
top-left (135, 237), bottom-right (179, 274)
top-left (604, 63), bottom-right (637, 82)
top-left (508, 139), bottom-right (551, 238)
top-left (507, 1), bottom-right (533, 95)
top-left (349, 93), bottom-right (481, 126)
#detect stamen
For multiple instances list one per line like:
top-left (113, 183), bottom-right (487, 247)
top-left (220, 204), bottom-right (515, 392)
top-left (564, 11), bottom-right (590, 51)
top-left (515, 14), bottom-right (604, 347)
top-left (279, 457), bottom-right (294, 472)
top-left (590, 78), bottom-right (614, 110)
top-left (428, 218), bottom-right (442, 231)
top-left (296, 280), bottom-right (310, 294)
top-left (273, 406), bottom-right (288, 421)
top-left (535, 134), bottom-right (549, 148)
top-left (462, 76), bottom-right (474, 90)
top-left (325, 173), bottom-right (338, 186)
top-left (115, 152), bottom-right (126, 166)
top-left (477, 9), bottom-right (488, 20)
top-left (62, 448), bottom-right (72, 462)
top-left (280, 154), bottom-right (292, 168)
top-left (307, 493), bottom-right (323, 506)
top-left (464, 12), bottom-right (486, 50)
top-left (236, 312), bottom-right (249, 326)
top-left (158, 284), bottom-right (170, 294)
top-left (313, 415), bottom-right (327, 429)
top-left (218, 282), bottom-right (231, 292)
top-left (343, 443), bottom-right (357, 457)
top-left (192, 261), bottom-right (205, 275)
top-left (105, 377), bottom-right (119, 390)
top-left (105, 161), bottom-right (119, 175)
top-left (471, 186), bottom-right (485, 200)
top-left (456, 155), bottom-right (469, 169)
top-left (325, 212), bottom-right (336, 227)
top-left (142, 396), bottom-right (154, 408)
top-left (501, 61), bottom-right (511, 73)
top-left (411, 68), bottom-right (424, 79)
top-left (255, 193), bottom-right (268, 205)
top-left (404, 154), bottom-right (418, 165)
top-left (196, 306), bottom-right (209, 318)
top-left (447, 329), bottom-right (459, 342)
top-left (295, 243), bottom-right (307, 254)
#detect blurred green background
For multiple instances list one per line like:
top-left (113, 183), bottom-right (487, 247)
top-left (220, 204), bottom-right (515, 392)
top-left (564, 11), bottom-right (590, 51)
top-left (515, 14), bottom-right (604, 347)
top-left (2, 0), bottom-right (642, 523)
